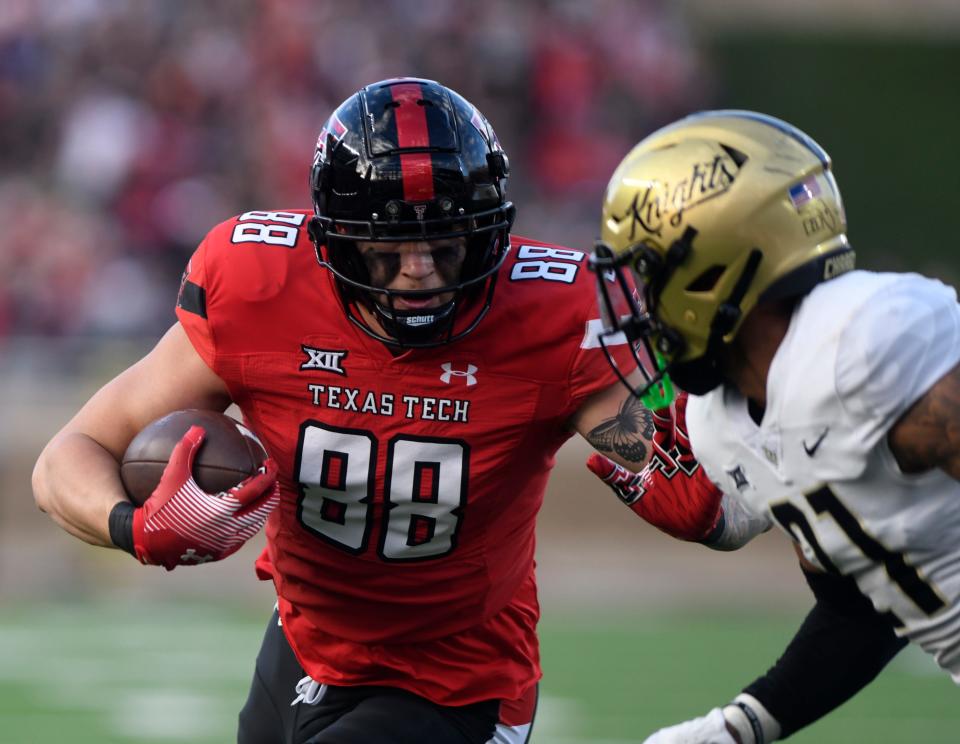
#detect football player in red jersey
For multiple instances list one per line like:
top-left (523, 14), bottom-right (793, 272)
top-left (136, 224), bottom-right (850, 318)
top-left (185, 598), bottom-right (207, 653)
top-left (32, 78), bottom-right (724, 744)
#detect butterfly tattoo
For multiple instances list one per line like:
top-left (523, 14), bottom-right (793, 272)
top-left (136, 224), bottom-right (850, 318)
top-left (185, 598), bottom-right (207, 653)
top-left (586, 393), bottom-right (654, 464)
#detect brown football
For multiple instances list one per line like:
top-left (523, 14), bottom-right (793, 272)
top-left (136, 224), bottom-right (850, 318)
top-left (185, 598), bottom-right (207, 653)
top-left (120, 409), bottom-right (268, 506)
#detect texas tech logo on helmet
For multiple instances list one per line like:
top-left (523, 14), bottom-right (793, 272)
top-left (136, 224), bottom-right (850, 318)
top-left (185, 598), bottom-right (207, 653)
top-left (313, 113), bottom-right (346, 165)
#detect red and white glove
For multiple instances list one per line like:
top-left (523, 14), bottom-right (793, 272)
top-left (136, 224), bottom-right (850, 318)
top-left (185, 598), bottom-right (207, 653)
top-left (586, 391), bottom-right (724, 542)
top-left (131, 425), bottom-right (280, 570)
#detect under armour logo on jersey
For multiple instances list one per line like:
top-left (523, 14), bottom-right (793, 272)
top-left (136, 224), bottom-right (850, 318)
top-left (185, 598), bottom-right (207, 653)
top-left (440, 363), bottom-right (478, 386)
top-left (300, 345), bottom-right (348, 375)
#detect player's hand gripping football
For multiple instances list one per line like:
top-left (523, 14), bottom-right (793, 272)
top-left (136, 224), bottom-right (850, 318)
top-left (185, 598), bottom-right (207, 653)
top-left (130, 425), bottom-right (280, 570)
top-left (586, 391), bottom-right (724, 542)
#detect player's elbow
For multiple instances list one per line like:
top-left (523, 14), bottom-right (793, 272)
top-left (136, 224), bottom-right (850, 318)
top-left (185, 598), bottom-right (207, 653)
top-left (32, 445), bottom-right (53, 514)
top-left (32, 433), bottom-right (70, 515)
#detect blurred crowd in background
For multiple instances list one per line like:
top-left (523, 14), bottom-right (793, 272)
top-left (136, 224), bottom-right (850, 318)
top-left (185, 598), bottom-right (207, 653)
top-left (0, 0), bottom-right (712, 340)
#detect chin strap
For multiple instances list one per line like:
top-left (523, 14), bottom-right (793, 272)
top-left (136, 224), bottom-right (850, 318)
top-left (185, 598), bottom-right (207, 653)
top-left (372, 300), bottom-right (457, 346)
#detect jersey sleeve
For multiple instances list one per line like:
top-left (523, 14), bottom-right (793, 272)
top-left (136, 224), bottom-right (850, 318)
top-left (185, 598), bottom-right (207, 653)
top-left (174, 211), bottom-right (303, 377)
top-left (175, 233), bottom-right (218, 369)
top-left (835, 274), bottom-right (960, 446)
top-left (566, 274), bottom-right (642, 405)
top-left (567, 318), bottom-right (639, 402)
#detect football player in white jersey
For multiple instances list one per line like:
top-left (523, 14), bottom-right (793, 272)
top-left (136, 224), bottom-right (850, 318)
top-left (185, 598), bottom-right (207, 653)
top-left (587, 110), bottom-right (960, 743)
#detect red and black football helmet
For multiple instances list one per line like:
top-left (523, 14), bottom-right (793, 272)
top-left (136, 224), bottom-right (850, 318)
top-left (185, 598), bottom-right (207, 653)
top-left (308, 77), bottom-right (515, 347)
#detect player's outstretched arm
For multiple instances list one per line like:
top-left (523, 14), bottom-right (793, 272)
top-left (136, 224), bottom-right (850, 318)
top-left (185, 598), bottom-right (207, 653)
top-left (32, 323), bottom-right (233, 548)
top-left (569, 371), bottom-right (657, 472)
top-left (888, 361), bottom-right (960, 480)
top-left (575, 385), bottom-right (760, 545)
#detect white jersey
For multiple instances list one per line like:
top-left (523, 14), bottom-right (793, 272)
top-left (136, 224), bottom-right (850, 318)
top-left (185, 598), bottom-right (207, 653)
top-left (687, 271), bottom-right (960, 681)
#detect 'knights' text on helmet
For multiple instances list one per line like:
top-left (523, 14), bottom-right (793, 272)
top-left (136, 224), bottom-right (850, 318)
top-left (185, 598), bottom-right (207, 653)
top-left (590, 110), bottom-right (854, 404)
top-left (308, 77), bottom-right (515, 347)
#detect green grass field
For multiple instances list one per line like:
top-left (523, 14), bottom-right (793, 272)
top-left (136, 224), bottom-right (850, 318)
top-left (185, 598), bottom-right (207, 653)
top-left (0, 601), bottom-right (955, 743)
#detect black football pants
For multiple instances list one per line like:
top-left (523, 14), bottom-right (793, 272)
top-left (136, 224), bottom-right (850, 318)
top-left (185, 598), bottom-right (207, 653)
top-left (237, 609), bottom-right (500, 744)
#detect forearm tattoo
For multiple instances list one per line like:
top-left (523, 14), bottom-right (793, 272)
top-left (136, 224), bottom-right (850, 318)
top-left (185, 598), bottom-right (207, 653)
top-left (586, 393), bottom-right (654, 465)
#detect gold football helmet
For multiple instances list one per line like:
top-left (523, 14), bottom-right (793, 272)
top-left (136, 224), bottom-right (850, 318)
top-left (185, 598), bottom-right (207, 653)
top-left (591, 110), bottom-right (854, 405)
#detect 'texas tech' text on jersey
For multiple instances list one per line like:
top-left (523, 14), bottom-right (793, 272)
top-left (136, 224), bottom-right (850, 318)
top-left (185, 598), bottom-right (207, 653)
top-left (175, 209), bottom-right (636, 705)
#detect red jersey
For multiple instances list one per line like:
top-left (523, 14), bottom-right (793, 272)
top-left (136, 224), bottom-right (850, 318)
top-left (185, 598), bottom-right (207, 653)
top-left (175, 209), bottom-right (634, 706)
